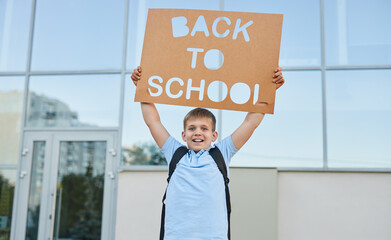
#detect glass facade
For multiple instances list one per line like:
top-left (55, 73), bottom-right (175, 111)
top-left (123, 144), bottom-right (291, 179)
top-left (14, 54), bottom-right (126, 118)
top-left (31, 0), bottom-right (126, 71)
top-left (25, 141), bottom-right (45, 240)
top-left (325, 0), bottom-right (391, 66)
top-left (27, 75), bottom-right (121, 127)
top-left (0, 77), bottom-right (24, 165)
top-left (1, 0), bottom-right (391, 237)
top-left (122, 0), bottom-right (391, 170)
top-left (1, 0), bottom-right (388, 168)
top-left (326, 70), bottom-right (391, 168)
top-left (0, 0), bottom-right (33, 72)
top-left (227, 71), bottom-right (323, 168)
top-left (224, 0), bottom-right (321, 67)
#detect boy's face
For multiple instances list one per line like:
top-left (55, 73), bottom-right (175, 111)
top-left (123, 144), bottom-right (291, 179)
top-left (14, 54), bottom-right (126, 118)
top-left (182, 117), bottom-right (218, 153)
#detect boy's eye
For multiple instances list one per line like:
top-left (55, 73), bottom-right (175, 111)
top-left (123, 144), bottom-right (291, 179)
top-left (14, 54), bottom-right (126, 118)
top-left (189, 127), bottom-right (194, 131)
top-left (202, 128), bottom-right (207, 131)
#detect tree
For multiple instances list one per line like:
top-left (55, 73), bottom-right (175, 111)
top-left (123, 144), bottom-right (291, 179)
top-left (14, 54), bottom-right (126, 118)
top-left (122, 141), bottom-right (167, 165)
top-left (0, 174), bottom-right (14, 240)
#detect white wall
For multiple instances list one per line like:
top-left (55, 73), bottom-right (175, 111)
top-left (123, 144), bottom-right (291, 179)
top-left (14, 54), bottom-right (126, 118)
top-left (278, 172), bottom-right (391, 240)
top-left (115, 170), bottom-right (391, 240)
top-left (230, 168), bottom-right (278, 240)
top-left (115, 171), bottom-right (166, 240)
top-left (115, 168), bottom-right (278, 240)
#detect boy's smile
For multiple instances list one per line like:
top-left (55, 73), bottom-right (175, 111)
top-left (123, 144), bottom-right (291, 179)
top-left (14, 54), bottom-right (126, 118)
top-left (182, 117), bottom-right (218, 153)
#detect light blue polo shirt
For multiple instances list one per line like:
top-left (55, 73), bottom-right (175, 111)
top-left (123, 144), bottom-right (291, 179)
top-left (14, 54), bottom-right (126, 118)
top-left (161, 135), bottom-right (238, 240)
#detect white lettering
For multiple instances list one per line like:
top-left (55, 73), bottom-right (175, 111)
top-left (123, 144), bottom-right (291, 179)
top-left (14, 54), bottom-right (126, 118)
top-left (253, 84), bottom-right (259, 104)
top-left (230, 82), bottom-right (251, 104)
top-left (147, 76), bottom-right (262, 105)
top-left (166, 77), bottom-right (184, 98)
top-left (186, 79), bottom-right (205, 101)
top-left (191, 15), bottom-right (209, 37)
top-left (212, 17), bottom-right (231, 38)
top-left (232, 19), bottom-right (253, 42)
top-left (207, 81), bottom-right (228, 102)
top-left (172, 16), bottom-right (190, 37)
top-left (204, 49), bottom-right (224, 70)
top-left (187, 48), bottom-right (204, 69)
top-left (148, 76), bottom-right (163, 97)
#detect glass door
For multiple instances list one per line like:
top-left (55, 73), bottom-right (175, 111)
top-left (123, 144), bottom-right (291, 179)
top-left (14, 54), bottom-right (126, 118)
top-left (12, 131), bottom-right (118, 240)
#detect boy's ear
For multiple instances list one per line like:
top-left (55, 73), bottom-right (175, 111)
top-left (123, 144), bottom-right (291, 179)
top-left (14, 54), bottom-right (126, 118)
top-left (212, 131), bottom-right (218, 142)
top-left (181, 131), bottom-right (186, 142)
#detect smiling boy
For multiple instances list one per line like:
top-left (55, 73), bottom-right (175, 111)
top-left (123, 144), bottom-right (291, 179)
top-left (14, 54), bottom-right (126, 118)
top-left (131, 66), bottom-right (284, 240)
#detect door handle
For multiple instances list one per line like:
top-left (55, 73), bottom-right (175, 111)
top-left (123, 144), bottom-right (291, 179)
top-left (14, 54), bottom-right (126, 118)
top-left (20, 171), bottom-right (27, 178)
top-left (107, 172), bottom-right (115, 180)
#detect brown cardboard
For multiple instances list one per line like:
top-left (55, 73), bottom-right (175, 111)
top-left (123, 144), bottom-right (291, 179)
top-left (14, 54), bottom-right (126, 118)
top-left (135, 9), bottom-right (283, 114)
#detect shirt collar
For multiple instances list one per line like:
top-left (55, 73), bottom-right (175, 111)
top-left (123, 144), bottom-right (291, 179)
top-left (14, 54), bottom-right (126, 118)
top-left (188, 144), bottom-right (214, 156)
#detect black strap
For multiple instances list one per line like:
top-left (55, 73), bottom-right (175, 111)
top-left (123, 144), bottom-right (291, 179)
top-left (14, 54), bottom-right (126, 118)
top-left (167, 146), bottom-right (188, 183)
top-left (160, 146), bottom-right (188, 240)
top-left (209, 147), bottom-right (231, 240)
top-left (160, 146), bottom-right (231, 240)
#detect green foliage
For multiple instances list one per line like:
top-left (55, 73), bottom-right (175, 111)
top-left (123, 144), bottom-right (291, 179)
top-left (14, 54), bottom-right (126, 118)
top-left (0, 174), bottom-right (14, 240)
top-left (57, 167), bottom-right (103, 240)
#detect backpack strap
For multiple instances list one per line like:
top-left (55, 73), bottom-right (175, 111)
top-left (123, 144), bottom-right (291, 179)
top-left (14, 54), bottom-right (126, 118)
top-left (160, 146), bottom-right (188, 240)
top-left (209, 147), bottom-right (231, 240)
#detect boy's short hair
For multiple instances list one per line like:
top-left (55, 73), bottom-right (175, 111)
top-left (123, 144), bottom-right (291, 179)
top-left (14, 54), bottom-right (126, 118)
top-left (183, 108), bottom-right (216, 131)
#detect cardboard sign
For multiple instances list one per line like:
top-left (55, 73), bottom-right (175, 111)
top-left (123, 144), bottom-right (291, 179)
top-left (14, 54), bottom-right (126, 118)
top-left (135, 9), bottom-right (283, 114)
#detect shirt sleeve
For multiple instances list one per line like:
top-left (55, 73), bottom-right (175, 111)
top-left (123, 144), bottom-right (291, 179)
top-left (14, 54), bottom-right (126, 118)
top-left (160, 136), bottom-right (185, 165)
top-left (215, 135), bottom-right (238, 167)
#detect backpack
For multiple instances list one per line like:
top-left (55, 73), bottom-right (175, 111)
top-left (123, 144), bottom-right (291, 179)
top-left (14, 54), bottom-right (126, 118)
top-left (159, 146), bottom-right (231, 240)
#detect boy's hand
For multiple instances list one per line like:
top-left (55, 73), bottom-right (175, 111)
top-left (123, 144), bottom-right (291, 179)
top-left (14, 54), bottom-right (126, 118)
top-left (131, 66), bottom-right (142, 86)
top-left (273, 67), bottom-right (285, 90)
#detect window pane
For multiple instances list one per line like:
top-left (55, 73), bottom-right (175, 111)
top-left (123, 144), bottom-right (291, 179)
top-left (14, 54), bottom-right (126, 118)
top-left (0, 77), bottom-right (24, 165)
top-left (223, 71), bottom-right (323, 168)
top-left (0, 0), bottom-right (32, 71)
top-left (31, 0), bottom-right (125, 71)
top-left (25, 141), bottom-right (45, 240)
top-left (0, 169), bottom-right (16, 240)
top-left (326, 70), bottom-right (391, 168)
top-left (325, 0), bottom-right (391, 66)
top-left (224, 0), bottom-right (321, 67)
top-left (127, 0), bottom-right (220, 70)
top-left (27, 75), bottom-right (121, 127)
top-left (53, 141), bottom-right (106, 239)
top-left (121, 74), bottom-right (220, 166)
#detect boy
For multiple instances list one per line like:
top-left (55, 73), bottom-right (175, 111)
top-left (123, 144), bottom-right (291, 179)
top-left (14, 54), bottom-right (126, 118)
top-left (131, 66), bottom-right (284, 240)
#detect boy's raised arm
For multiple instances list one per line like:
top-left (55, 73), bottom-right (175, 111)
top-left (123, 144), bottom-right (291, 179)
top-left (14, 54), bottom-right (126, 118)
top-left (231, 68), bottom-right (285, 150)
top-left (231, 112), bottom-right (265, 150)
top-left (131, 66), bottom-right (170, 148)
top-left (140, 102), bottom-right (170, 148)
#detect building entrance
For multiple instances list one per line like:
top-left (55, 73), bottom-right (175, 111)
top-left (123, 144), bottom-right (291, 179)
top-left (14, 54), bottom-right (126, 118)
top-left (12, 131), bottom-right (118, 240)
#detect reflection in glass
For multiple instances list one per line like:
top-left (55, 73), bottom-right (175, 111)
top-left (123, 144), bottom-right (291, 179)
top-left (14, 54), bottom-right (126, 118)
top-left (0, 0), bottom-right (32, 71)
top-left (223, 71), bottom-right (323, 168)
top-left (325, 0), bottom-right (391, 66)
top-left (0, 77), bottom-right (24, 165)
top-left (127, 0), bottom-right (220, 70)
top-left (31, 0), bottom-right (125, 71)
top-left (326, 70), bottom-right (391, 168)
top-left (53, 141), bottom-right (106, 240)
top-left (27, 75), bottom-right (121, 128)
top-left (224, 0), bottom-right (321, 67)
top-left (122, 141), bottom-right (166, 166)
top-left (0, 169), bottom-right (16, 240)
top-left (25, 141), bottom-right (45, 240)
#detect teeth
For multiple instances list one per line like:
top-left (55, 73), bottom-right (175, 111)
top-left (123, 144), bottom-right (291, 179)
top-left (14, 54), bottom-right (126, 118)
top-left (193, 139), bottom-right (203, 142)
